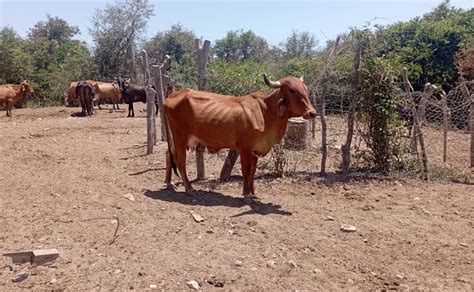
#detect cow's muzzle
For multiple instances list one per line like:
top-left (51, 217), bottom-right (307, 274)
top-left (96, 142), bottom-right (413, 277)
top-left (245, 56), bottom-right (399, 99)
top-left (303, 110), bottom-right (317, 120)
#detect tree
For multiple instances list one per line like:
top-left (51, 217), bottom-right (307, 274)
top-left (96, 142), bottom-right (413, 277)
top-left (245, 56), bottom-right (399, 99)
top-left (28, 15), bottom-right (79, 45)
top-left (456, 46), bottom-right (474, 80)
top-left (26, 16), bottom-right (94, 105)
top-left (90, 0), bottom-right (154, 79)
top-left (0, 27), bottom-right (32, 83)
top-left (143, 24), bottom-right (197, 89)
top-left (213, 30), bottom-right (269, 62)
top-left (283, 30), bottom-right (318, 59)
top-left (207, 60), bottom-right (273, 96)
top-left (374, 1), bottom-right (473, 90)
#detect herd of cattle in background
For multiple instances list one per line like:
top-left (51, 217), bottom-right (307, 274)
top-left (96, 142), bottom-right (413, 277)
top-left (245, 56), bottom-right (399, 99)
top-left (67, 78), bottom-right (154, 117)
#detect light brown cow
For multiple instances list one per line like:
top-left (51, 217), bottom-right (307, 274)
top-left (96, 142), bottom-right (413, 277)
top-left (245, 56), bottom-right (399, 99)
top-left (0, 81), bottom-right (34, 117)
top-left (163, 75), bottom-right (317, 200)
top-left (66, 81), bottom-right (79, 106)
top-left (92, 81), bottom-right (122, 110)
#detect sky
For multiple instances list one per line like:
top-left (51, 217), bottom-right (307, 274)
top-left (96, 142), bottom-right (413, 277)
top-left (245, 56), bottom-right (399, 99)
top-left (1, 0), bottom-right (473, 47)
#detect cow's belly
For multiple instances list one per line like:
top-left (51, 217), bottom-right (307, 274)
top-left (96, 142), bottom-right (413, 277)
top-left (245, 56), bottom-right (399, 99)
top-left (187, 134), bottom-right (237, 152)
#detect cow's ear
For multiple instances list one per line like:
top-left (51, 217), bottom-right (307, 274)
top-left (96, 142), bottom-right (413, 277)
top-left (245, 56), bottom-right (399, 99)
top-left (277, 95), bottom-right (289, 117)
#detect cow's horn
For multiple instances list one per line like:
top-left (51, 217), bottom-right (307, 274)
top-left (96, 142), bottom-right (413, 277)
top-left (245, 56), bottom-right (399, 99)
top-left (263, 74), bottom-right (281, 88)
top-left (300, 75), bottom-right (304, 82)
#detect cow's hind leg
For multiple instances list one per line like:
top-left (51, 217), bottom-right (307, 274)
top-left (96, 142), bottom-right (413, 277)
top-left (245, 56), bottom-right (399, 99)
top-left (128, 101), bottom-right (134, 117)
top-left (173, 140), bottom-right (196, 194)
top-left (164, 149), bottom-right (177, 191)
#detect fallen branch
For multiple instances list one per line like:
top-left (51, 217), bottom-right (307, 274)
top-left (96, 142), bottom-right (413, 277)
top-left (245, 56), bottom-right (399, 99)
top-left (109, 216), bottom-right (120, 245)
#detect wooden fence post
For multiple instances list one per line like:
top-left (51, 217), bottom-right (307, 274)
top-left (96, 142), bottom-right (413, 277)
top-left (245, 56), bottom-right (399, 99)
top-left (341, 38), bottom-right (362, 174)
top-left (471, 95), bottom-right (474, 169)
top-left (441, 90), bottom-right (448, 163)
top-left (458, 77), bottom-right (474, 168)
top-left (195, 39), bottom-right (211, 181)
top-left (153, 56), bottom-right (171, 142)
top-left (317, 36), bottom-right (340, 175)
top-left (141, 49), bottom-right (156, 155)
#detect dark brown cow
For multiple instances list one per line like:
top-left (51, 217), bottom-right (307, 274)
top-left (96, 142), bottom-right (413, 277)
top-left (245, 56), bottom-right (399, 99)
top-left (0, 81), bottom-right (34, 117)
top-left (75, 81), bottom-right (95, 116)
top-left (163, 75), bottom-right (317, 200)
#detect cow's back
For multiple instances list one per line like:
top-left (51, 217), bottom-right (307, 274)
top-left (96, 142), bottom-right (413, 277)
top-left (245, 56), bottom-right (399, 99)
top-left (164, 89), bottom-right (266, 150)
top-left (94, 82), bottom-right (121, 99)
top-left (0, 85), bottom-right (17, 102)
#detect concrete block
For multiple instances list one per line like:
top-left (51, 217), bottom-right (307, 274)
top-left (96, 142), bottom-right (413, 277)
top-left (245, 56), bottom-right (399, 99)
top-left (31, 249), bottom-right (59, 265)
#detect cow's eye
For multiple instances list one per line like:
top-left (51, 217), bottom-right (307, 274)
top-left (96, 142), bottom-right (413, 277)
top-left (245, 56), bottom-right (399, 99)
top-left (289, 89), bottom-right (296, 94)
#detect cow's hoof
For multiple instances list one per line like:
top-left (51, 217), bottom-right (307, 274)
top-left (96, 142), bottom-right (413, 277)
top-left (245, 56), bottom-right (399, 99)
top-left (163, 182), bottom-right (177, 191)
top-left (186, 188), bottom-right (199, 197)
top-left (243, 194), bottom-right (262, 205)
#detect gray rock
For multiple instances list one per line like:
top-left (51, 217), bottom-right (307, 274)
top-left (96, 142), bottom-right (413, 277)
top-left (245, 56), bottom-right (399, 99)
top-left (234, 260), bottom-right (243, 267)
top-left (12, 272), bottom-right (28, 283)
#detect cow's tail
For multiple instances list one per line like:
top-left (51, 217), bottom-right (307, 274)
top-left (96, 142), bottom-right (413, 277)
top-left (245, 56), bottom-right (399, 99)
top-left (162, 104), bottom-right (179, 178)
top-left (166, 128), bottom-right (179, 177)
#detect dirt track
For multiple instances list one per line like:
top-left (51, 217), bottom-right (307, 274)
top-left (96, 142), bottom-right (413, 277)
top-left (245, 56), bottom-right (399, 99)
top-left (0, 104), bottom-right (473, 290)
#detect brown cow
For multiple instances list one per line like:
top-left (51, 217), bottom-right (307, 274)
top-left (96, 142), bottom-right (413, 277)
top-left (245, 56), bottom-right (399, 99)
top-left (92, 81), bottom-right (122, 110)
top-left (163, 75), bottom-right (317, 200)
top-left (0, 81), bottom-right (34, 117)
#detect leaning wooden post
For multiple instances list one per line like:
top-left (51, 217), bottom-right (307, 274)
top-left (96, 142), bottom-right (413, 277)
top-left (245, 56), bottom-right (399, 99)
top-left (195, 39), bottom-right (211, 181)
top-left (403, 68), bottom-right (429, 180)
top-left (219, 149), bottom-right (239, 180)
top-left (441, 90), bottom-right (449, 163)
top-left (341, 38), bottom-right (362, 174)
top-left (141, 49), bottom-right (156, 155)
top-left (153, 55), bottom-right (171, 142)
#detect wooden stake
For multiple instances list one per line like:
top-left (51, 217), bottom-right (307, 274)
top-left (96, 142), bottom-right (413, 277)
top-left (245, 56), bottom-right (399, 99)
top-left (141, 50), bottom-right (156, 155)
top-left (441, 90), bottom-right (448, 163)
top-left (195, 39), bottom-right (211, 181)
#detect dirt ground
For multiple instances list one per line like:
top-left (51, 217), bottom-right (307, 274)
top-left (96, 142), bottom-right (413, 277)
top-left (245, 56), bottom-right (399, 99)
top-left (0, 104), bottom-right (473, 291)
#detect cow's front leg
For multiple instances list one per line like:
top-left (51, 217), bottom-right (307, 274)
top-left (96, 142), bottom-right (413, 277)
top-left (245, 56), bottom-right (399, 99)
top-left (248, 154), bottom-right (259, 197)
top-left (240, 151), bottom-right (252, 197)
top-left (241, 151), bottom-right (262, 202)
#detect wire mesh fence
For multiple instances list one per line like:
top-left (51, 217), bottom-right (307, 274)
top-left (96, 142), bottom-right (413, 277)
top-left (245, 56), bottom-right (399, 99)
top-left (242, 79), bottom-right (473, 183)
